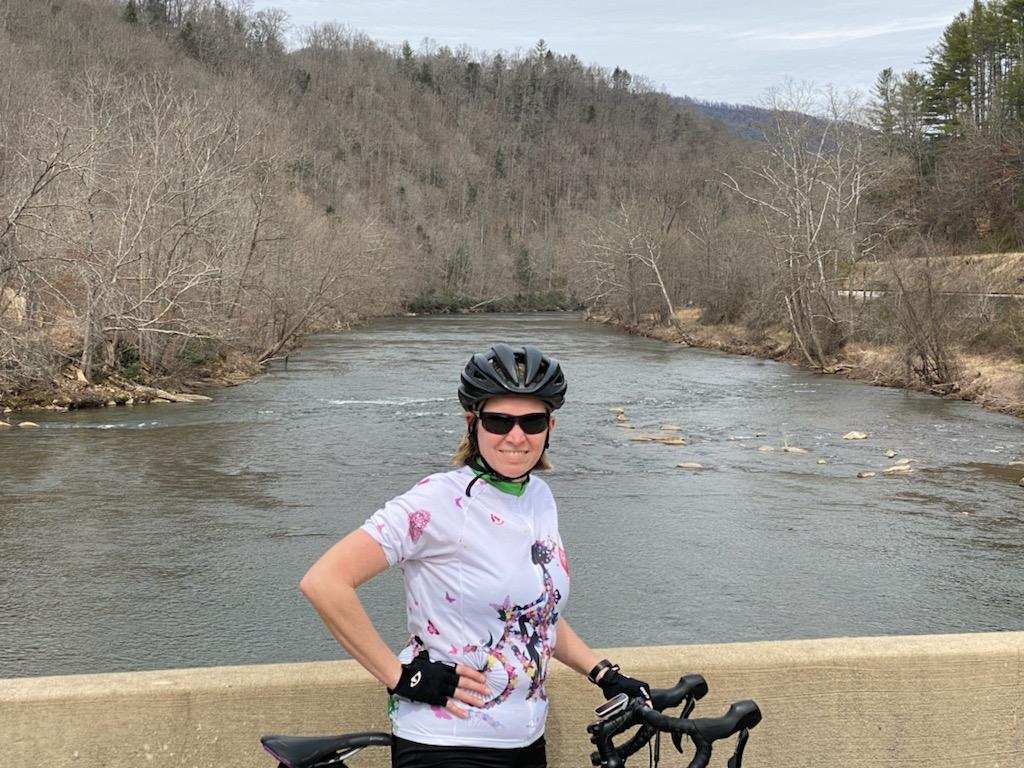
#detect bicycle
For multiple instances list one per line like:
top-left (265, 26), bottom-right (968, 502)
top-left (261, 672), bottom-right (762, 768)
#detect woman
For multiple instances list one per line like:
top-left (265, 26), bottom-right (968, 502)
top-left (300, 343), bottom-right (650, 768)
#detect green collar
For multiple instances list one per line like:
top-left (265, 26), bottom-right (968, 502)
top-left (470, 458), bottom-right (528, 497)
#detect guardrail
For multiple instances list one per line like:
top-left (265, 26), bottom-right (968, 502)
top-left (3, 632), bottom-right (1022, 767)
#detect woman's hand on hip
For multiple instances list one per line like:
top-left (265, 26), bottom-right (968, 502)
top-left (389, 651), bottom-right (491, 719)
top-left (445, 663), bottom-right (490, 718)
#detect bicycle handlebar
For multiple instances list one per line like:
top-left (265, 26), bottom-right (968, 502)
top-left (588, 678), bottom-right (761, 768)
top-left (591, 674), bottom-right (708, 763)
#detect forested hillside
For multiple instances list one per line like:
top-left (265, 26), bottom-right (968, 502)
top-left (2, 0), bottom-right (1022, 418)
top-left (0, 0), bottom-right (743, 397)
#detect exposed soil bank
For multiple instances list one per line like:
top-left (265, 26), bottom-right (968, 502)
top-left (0, 353), bottom-right (263, 418)
top-left (592, 310), bottom-right (1024, 420)
top-left (0, 302), bottom-right (577, 415)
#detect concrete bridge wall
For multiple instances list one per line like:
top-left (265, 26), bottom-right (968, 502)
top-left (3, 632), bottom-right (1022, 767)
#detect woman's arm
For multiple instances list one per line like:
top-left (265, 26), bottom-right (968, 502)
top-left (299, 528), bottom-right (488, 717)
top-left (552, 617), bottom-right (602, 677)
top-left (553, 617), bottom-right (650, 701)
top-left (299, 528), bottom-right (402, 687)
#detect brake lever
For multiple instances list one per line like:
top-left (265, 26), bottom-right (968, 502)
top-left (681, 692), bottom-right (697, 718)
top-left (726, 728), bottom-right (750, 768)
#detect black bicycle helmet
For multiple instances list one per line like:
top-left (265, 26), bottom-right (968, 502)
top-left (458, 343), bottom-right (567, 412)
top-left (458, 344), bottom-right (567, 495)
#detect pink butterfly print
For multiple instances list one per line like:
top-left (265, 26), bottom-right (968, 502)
top-left (426, 619), bottom-right (440, 635)
top-left (407, 509), bottom-right (431, 542)
top-left (489, 513), bottom-right (505, 525)
top-left (444, 591), bottom-right (457, 604)
top-left (454, 496), bottom-right (464, 509)
top-left (449, 645), bottom-right (460, 655)
top-left (430, 705), bottom-right (452, 719)
top-left (375, 521), bottom-right (386, 535)
top-left (416, 477), bottom-right (431, 486)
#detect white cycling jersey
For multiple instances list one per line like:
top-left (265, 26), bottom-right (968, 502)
top-left (361, 465), bottom-right (571, 748)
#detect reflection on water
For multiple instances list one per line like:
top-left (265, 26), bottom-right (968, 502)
top-left (2, 312), bottom-right (1023, 678)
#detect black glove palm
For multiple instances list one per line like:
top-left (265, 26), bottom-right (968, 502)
top-left (387, 649), bottom-right (459, 706)
top-left (598, 668), bottom-right (651, 702)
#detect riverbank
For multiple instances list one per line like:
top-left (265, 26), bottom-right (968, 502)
top-left (594, 309), bottom-right (1024, 420)
top-left (0, 296), bottom-right (578, 415)
top-left (0, 353), bottom-right (262, 418)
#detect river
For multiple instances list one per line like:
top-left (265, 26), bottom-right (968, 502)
top-left (2, 313), bottom-right (1022, 679)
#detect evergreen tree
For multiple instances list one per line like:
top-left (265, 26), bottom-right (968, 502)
top-left (926, 12), bottom-right (975, 132)
top-left (514, 247), bottom-right (533, 292)
top-left (143, 0), bottom-right (168, 24)
top-left (121, 0), bottom-right (138, 23)
top-left (416, 61), bottom-right (433, 88)
top-left (494, 146), bottom-right (507, 179)
top-left (465, 61), bottom-right (481, 93)
top-left (869, 68), bottom-right (898, 142)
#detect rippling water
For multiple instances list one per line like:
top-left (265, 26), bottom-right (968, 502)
top-left (2, 313), bottom-right (1023, 678)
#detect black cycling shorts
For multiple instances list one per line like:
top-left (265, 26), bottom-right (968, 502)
top-left (390, 734), bottom-right (546, 768)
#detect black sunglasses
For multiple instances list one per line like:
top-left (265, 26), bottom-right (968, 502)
top-left (477, 411), bottom-right (550, 435)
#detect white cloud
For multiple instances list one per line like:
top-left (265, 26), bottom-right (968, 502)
top-left (732, 15), bottom-right (951, 45)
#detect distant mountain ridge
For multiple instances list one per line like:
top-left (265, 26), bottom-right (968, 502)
top-left (669, 97), bottom-right (772, 139)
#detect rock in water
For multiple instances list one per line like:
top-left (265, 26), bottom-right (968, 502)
top-left (173, 393), bottom-right (213, 403)
top-left (782, 446), bottom-right (808, 454)
top-left (816, 458), bottom-right (827, 465)
top-left (18, 421), bottom-right (39, 428)
top-left (757, 445), bottom-right (775, 453)
top-left (676, 462), bottom-right (704, 470)
top-left (843, 431), bottom-right (868, 440)
top-left (885, 449), bottom-right (897, 458)
top-left (856, 471), bottom-right (876, 479)
top-left (883, 464), bottom-right (913, 475)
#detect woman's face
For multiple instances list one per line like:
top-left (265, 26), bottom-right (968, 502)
top-left (465, 395), bottom-right (554, 478)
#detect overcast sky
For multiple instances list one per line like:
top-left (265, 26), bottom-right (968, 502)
top-left (252, 0), bottom-right (969, 104)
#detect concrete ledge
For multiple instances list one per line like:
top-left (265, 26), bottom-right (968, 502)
top-left (4, 632), bottom-right (1022, 767)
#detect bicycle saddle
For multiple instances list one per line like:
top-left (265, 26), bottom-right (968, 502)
top-left (261, 732), bottom-right (393, 768)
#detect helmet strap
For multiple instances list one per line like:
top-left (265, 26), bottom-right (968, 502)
top-left (465, 413), bottom-right (548, 496)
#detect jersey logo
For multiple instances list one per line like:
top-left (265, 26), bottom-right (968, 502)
top-left (489, 513), bottom-right (505, 525)
top-left (410, 671), bottom-right (421, 687)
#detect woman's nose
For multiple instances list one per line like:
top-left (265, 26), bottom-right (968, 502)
top-left (504, 424), bottom-right (528, 442)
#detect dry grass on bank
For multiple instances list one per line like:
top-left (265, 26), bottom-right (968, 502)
top-left (849, 252), bottom-right (1024, 295)
top-left (597, 309), bottom-right (1024, 420)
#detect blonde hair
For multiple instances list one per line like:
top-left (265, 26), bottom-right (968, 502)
top-left (451, 425), bottom-right (553, 471)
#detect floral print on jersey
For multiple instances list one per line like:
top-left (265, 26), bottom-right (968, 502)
top-left (361, 467), bottom-right (570, 748)
top-left (407, 509), bottom-right (430, 542)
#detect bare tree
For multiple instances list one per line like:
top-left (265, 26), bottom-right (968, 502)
top-left (723, 83), bottom-right (890, 368)
top-left (578, 198), bottom-right (681, 325)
